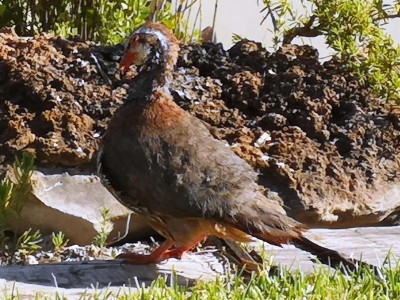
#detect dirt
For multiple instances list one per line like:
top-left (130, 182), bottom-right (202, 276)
top-left (0, 30), bottom-right (125, 168)
top-left (0, 30), bottom-right (399, 227)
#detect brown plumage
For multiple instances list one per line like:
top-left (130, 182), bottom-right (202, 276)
top-left (99, 22), bottom-right (358, 269)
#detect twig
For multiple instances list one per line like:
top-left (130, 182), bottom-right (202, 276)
top-left (90, 53), bottom-right (112, 86)
top-left (260, 4), bottom-right (277, 32)
top-left (282, 15), bottom-right (321, 44)
top-left (281, 8), bottom-right (400, 45)
top-left (191, 1), bottom-right (202, 42)
top-left (211, 0), bottom-right (219, 42)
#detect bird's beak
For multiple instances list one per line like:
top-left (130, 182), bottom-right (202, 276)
top-left (119, 49), bottom-right (137, 74)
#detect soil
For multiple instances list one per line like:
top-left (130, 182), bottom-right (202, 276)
top-left (0, 29), bottom-right (399, 227)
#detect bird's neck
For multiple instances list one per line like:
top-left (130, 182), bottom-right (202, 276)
top-left (125, 58), bottom-right (174, 105)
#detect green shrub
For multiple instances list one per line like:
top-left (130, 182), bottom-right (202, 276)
top-left (0, 0), bottom-right (202, 44)
top-left (261, 0), bottom-right (400, 102)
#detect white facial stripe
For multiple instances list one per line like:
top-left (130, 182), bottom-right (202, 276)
top-left (134, 27), bottom-right (169, 51)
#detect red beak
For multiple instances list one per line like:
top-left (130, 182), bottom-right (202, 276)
top-left (119, 49), bottom-right (137, 73)
top-left (120, 35), bottom-right (141, 73)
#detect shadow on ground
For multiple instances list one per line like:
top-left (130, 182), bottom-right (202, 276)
top-left (0, 260), bottom-right (195, 289)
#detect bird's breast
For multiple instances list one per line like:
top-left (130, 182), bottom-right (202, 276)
top-left (141, 92), bottom-right (186, 133)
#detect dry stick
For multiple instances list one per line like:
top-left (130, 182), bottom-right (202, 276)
top-left (148, 0), bottom-right (156, 21)
top-left (176, 0), bottom-right (184, 39)
top-left (148, 0), bottom-right (163, 22)
top-left (83, 0), bottom-right (87, 40)
top-left (83, 0), bottom-right (86, 39)
top-left (282, 15), bottom-right (321, 44)
top-left (134, 0), bottom-right (141, 29)
top-left (157, 0), bottom-right (168, 22)
top-left (173, 0), bottom-right (178, 33)
top-left (181, 0), bottom-right (200, 42)
top-left (90, 54), bottom-right (112, 86)
top-left (198, 0), bottom-right (203, 39)
top-left (183, 1), bottom-right (192, 42)
top-left (181, 0), bottom-right (199, 13)
top-left (107, 213), bottom-right (132, 245)
top-left (261, 4), bottom-right (278, 33)
top-left (28, 0), bottom-right (34, 35)
top-left (76, 0), bottom-right (81, 39)
top-left (281, 9), bottom-right (400, 45)
top-left (160, 0), bottom-right (168, 22)
top-left (38, 0), bottom-right (43, 32)
top-left (211, 0), bottom-right (218, 42)
top-left (191, 0), bottom-right (202, 42)
top-left (174, 0), bottom-right (199, 39)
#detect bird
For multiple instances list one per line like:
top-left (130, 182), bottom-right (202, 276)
top-left (98, 22), bottom-right (359, 269)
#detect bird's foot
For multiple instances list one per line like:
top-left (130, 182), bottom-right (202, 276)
top-left (118, 239), bottom-right (175, 265)
top-left (117, 246), bottom-right (189, 264)
top-left (163, 246), bottom-right (188, 260)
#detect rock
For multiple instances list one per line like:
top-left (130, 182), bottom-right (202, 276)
top-left (11, 171), bottom-right (151, 245)
top-left (0, 253), bottom-right (224, 298)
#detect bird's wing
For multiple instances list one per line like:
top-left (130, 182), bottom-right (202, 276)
top-left (138, 98), bottom-right (302, 240)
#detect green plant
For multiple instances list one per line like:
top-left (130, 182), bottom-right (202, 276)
top-left (0, 0), bottom-right (203, 45)
top-left (260, 0), bottom-right (309, 48)
top-left (16, 228), bottom-right (42, 257)
top-left (91, 0), bottom-right (150, 45)
top-left (0, 179), bottom-right (14, 237)
top-left (52, 231), bottom-right (69, 252)
top-left (0, 255), bottom-right (399, 298)
top-left (167, 0), bottom-right (203, 43)
top-left (260, 0), bottom-right (400, 102)
top-left (0, 153), bottom-right (35, 249)
top-left (312, 0), bottom-right (400, 101)
top-left (0, 153), bottom-right (43, 260)
top-left (232, 33), bottom-right (244, 44)
top-left (93, 207), bottom-right (113, 248)
top-left (10, 153), bottom-right (35, 215)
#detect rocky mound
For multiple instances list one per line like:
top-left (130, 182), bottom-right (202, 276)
top-left (0, 29), bottom-right (125, 167)
top-left (0, 29), bottom-right (399, 227)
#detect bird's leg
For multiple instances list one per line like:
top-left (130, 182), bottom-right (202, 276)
top-left (118, 239), bottom-right (175, 264)
top-left (162, 246), bottom-right (190, 260)
top-left (162, 235), bottom-right (207, 260)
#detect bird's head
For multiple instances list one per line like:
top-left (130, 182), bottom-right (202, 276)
top-left (120, 23), bottom-right (180, 74)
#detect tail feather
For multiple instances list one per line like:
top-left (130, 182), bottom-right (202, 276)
top-left (232, 203), bottom-right (306, 246)
top-left (232, 206), bottom-right (374, 272)
top-left (292, 235), bottom-right (360, 271)
top-left (254, 229), bottom-right (370, 272)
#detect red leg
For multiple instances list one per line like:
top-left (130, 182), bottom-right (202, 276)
top-left (118, 239), bottom-right (175, 264)
top-left (163, 246), bottom-right (191, 260)
top-left (162, 235), bottom-right (207, 260)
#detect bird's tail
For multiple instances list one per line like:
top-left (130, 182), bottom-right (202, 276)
top-left (233, 204), bottom-right (370, 272)
top-left (292, 235), bottom-right (360, 271)
top-left (251, 225), bottom-right (366, 271)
